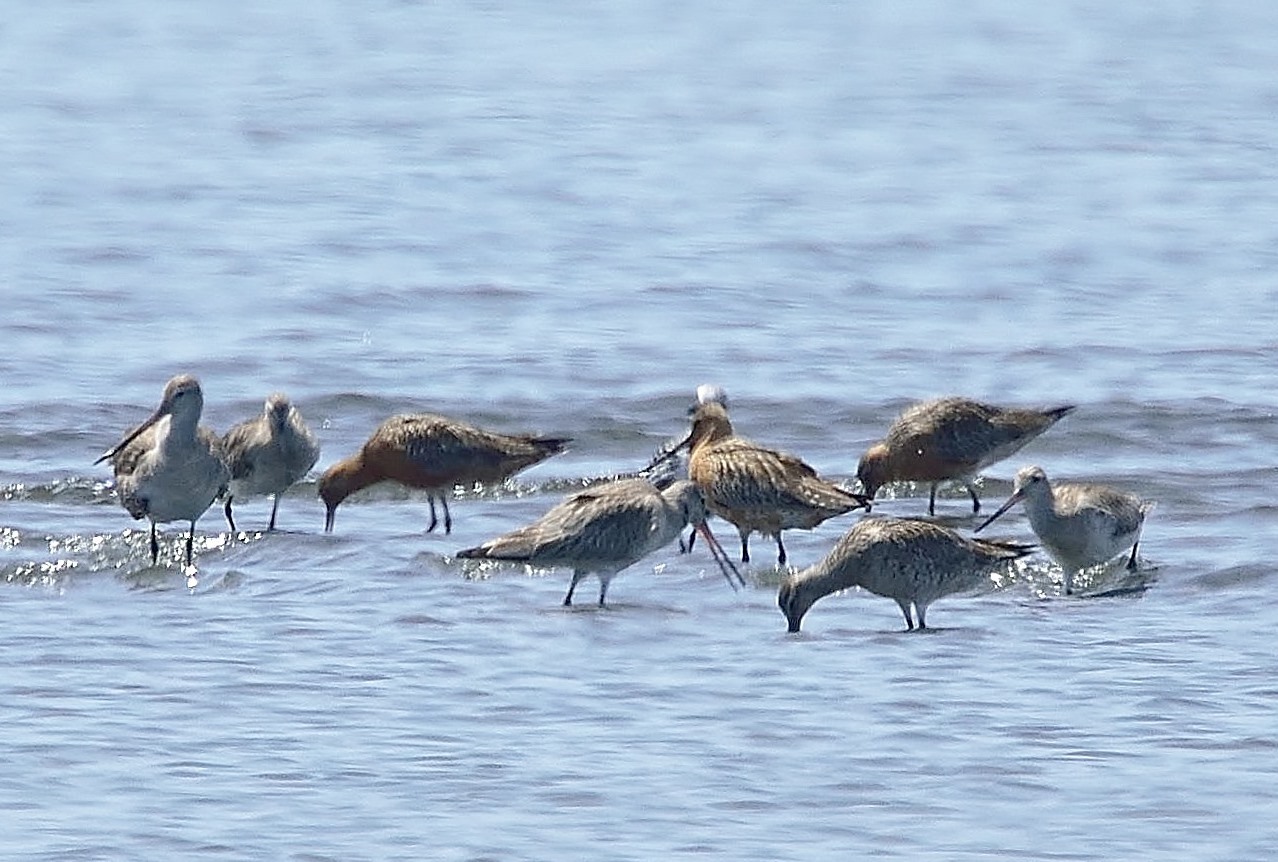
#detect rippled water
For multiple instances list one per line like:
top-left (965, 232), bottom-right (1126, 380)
top-left (4, 1), bottom-right (1278, 859)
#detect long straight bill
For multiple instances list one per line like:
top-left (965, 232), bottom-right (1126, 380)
top-left (93, 410), bottom-right (163, 465)
top-left (973, 491), bottom-right (1022, 534)
top-left (695, 521), bottom-right (747, 590)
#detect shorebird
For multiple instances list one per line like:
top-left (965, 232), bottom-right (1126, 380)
top-left (642, 383), bottom-right (730, 485)
top-left (675, 401), bottom-right (871, 566)
top-left (221, 393), bottom-right (321, 532)
top-left (974, 465), bottom-right (1153, 595)
top-left (778, 516), bottom-right (1033, 632)
top-left (94, 374), bottom-right (230, 567)
top-left (318, 413), bottom-right (569, 533)
top-left (857, 397), bottom-right (1075, 515)
top-left (457, 478), bottom-right (744, 606)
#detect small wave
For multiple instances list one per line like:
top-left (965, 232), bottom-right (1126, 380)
top-left (0, 527), bottom-right (269, 591)
top-left (1, 477), bottom-right (116, 506)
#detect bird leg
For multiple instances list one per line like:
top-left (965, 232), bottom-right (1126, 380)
top-left (966, 483), bottom-right (981, 513)
top-left (738, 528), bottom-right (751, 564)
top-left (224, 497), bottom-right (237, 533)
top-left (563, 571), bottom-right (585, 606)
top-left (896, 599), bottom-right (915, 631)
top-left (268, 494), bottom-right (281, 531)
top-left (928, 484), bottom-right (938, 516)
top-left (185, 522), bottom-right (196, 567)
top-left (775, 533), bottom-right (787, 567)
top-left (149, 524), bottom-right (160, 565)
top-left (426, 495), bottom-right (453, 534)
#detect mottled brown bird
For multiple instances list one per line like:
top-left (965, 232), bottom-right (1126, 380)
top-left (457, 478), bottom-right (743, 607)
top-left (778, 516), bottom-right (1033, 632)
top-left (318, 413), bottom-right (569, 533)
top-left (857, 397), bottom-right (1075, 515)
top-left (676, 402), bottom-right (870, 566)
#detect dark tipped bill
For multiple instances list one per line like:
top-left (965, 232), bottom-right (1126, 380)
top-left (93, 410), bottom-right (164, 465)
top-left (974, 491), bottom-right (1023, 533)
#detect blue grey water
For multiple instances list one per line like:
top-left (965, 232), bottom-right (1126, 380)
top-left (3, 1), bottom-right (1277, 859)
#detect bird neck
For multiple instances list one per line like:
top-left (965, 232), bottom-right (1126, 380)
top-left (689, 417), bottom-right (733, 454)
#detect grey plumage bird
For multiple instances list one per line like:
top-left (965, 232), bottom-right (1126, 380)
top-left (778, 516), bottom-right (1033, 631)
top-left (221, 393), bottom-right (321, 532)
top-left (457, 478), bottom-right (744, 606)
top-left (95, 375), bottom-right (230, 567)
top-left (975, 465), bottom-right (1153, 595)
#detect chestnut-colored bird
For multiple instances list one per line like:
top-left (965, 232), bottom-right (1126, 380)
top-left (857, 397), bottom-right (1075, 515)
top-left (318, 413), bottom-right (568, 533)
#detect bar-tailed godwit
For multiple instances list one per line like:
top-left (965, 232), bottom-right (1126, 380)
top-left (857, 397), bottom-right (1075, 515)
top-left (94, 374), bottom-right (230, 567)
top-left (643, 383), bottom-right (730, 485)
top-left (677, 402), bottom-right (871, 566)
top-left (778, 516), bottom-right (1033, 632)
top-left (457, 478), bottom-right (743, 606)
top-left (221, 393), bottom-right (321, 532)
top-left (318, 413), bottom-right (569, 533)
top-left (974, 465), bottom-right (1153, 595)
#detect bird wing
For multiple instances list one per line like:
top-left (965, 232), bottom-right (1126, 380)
top-left (391, 415), bottom-right (554, 478)
top-left (889, 402), bottom-right (1004, 469)
top-left (220, 419), bottom-right (263, 479)
top-left (694, 440), bottom-right (852, 512)
top-left (473, 483), bottom-right (660, 564)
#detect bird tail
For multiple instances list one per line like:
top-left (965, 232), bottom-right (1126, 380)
top-left (976, 539), bottom-right (1036, 560)
top-left (1046, 405), bottom-right (1076, 423)
top-left (456, 545), bottom-right (533, 562)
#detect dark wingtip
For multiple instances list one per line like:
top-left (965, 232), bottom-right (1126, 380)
top-left (539, 436), bottom-right (573, 453)
top-left (986, 540), bottom-right (1036, 559)
top-left (1049, 405), bottom-right (1077, 420)
top-left (455, 547), bottom-right (483, 559)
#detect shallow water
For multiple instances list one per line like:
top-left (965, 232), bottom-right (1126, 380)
top-left (4, 1), bottom-right (1278, 859)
